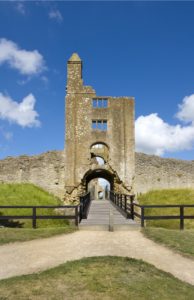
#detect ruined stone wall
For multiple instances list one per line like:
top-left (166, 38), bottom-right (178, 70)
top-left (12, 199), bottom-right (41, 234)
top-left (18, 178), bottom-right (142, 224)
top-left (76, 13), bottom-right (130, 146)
top-left (135, 152), bottom-right (194, 194)
top-left (0, 151), bottom-right (66, 199)
top-left (0, 151), bottom-right (194, 199)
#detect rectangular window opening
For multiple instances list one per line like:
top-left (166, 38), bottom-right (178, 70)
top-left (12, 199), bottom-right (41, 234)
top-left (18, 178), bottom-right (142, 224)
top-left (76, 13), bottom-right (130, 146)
top-left (102, 120), bottom-right (107, 131)
top-left (92, 98), bottom-right (108, 108)
top-left (92, 120), bottom-right (107, 131)
top-left (92, 120), bottom-right (97, 130)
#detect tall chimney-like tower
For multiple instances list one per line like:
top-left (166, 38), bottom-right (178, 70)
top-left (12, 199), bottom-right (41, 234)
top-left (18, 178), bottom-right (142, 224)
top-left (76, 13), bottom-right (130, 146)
top-left (66, 53), bottom-right (83, 93)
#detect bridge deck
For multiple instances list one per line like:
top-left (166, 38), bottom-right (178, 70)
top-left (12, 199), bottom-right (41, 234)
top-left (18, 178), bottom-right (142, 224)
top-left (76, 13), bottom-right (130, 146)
top-left (79, 200), bottom-right (139, 231)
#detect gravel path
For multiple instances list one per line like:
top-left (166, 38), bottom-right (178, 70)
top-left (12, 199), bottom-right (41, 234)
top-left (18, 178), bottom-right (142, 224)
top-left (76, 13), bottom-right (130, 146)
top-left (0, 230), bottom-right (194, 285)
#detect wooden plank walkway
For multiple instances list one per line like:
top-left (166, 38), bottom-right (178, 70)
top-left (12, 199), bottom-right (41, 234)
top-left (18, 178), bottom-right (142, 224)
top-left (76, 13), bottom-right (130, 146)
top-left (79, 200), bottom-right (139, 231)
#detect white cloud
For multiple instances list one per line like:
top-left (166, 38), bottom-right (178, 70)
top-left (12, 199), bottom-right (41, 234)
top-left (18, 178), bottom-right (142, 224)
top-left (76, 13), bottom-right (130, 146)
top-left (176, 94), bottom-right (194, 123)
top-left (48, 9), bottom-right (63, 22)
top-left (0, 38), bottom-right (45, 75)
top-left (135, 94), bottom-right (194, 156)
top-left (15, 2), bottom-right (26, 15)
top-left (0, 93), bottom-right (40, 127)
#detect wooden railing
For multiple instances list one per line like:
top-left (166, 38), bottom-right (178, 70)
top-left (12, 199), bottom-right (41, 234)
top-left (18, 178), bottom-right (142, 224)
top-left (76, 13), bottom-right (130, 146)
top-left (110, 191), bottom-right (194, 230)
top-left (2, 193), bottom-right (193, 230)
top-left (0, 192), bottom-right (91, 229)
top-left (79, 192), bottom-right (91, 221)
top-left (109, 191), bottom-right (135, 219)
top-left (134, 203), bottom-right (194, 230)
top-left (0, 205), bottom-right (79, 229)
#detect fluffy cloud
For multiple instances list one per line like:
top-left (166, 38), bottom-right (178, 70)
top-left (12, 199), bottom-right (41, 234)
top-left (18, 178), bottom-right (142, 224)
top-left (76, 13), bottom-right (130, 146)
top-left (0, 38), bottom-right (45, 75)
top-left (48, 9), bottom-right (63, 22)
top-left (176, 94), bottom-right (194, 123)
top-left (0, 93), bottom-right (40, 127)
top-left (135, 94), bottom-right (194, 156)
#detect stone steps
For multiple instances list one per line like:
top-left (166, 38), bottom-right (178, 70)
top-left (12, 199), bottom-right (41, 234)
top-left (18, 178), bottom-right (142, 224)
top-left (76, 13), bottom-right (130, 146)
top-left (79, 200), bottom-right (140, 231)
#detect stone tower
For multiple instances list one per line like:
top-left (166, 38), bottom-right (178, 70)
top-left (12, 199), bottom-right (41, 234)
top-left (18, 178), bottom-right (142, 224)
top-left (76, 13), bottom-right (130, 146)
top-left (64, 53), bottom-right (135, 199)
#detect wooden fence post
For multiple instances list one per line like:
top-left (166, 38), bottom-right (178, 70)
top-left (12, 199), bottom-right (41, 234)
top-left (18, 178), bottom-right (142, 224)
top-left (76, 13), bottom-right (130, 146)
top-left (120, 194), bottom-right (122, 208)
top-left (124, 195), bottom-right (127, 212)
top-left (180, 206), bottom-right (184, 230)
top-left (141, 207), bottom-right (145, 227)
top-left (130, 196), bottom-right (134, 220)
top-left (32, 207), bottom-right (36, 229)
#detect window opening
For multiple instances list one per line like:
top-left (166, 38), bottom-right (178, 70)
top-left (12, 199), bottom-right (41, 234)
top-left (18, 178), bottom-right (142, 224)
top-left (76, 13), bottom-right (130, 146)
top-left (92, 98), bottom-right (108, 108)
top-left (92, 120), bottom-right (107, 131)
top-left (90, 143), bottom-right (109, 163)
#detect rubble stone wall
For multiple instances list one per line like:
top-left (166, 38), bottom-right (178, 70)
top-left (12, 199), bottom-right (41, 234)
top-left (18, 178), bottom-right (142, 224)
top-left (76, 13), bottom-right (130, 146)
top-left (0, 151), bottom-right (194, 199)
top-left (135, 152), bottom-right (194, 193)
top-left (0, 151), bottom-right (65, 199)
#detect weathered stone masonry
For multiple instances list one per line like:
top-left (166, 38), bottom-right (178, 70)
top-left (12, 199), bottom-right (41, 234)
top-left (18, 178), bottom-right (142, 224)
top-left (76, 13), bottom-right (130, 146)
top-left (135, 153), bottom-right (194, 194)
top-left (64, 53), bottom-right (135, 199)
top-left (0, 151), bottom-right (66, 198)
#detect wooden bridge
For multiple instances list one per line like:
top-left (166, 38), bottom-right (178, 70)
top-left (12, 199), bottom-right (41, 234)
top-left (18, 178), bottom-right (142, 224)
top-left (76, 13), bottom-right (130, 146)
top-left (79, 193), bottom-right (139, 231)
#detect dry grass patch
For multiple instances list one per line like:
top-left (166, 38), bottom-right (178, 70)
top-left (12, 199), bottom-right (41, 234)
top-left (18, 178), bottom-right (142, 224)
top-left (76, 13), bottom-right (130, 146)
top-left (0, 256), bottom-right (194, 300)
top-left (143, 227), bottom-right (194, 259)
top-left (0, 226), bottom-right (76, 245)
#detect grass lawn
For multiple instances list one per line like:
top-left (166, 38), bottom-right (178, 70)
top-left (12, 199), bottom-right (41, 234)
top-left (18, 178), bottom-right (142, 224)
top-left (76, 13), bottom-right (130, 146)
top-left (138, 189), bottom-right (194, 229)
top-left (0, 256), bottom-right (193, 300)
top-left (0, 226), bottom-right (76, 245)
top-left (0, 183), bottom-right (75, 228)
top-left (143, 227), bottom-right (194, 259)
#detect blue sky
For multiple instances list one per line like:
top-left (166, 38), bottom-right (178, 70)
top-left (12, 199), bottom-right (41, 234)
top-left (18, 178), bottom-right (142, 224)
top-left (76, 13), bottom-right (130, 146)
top-left (0, 1), bottom-right (194, 160)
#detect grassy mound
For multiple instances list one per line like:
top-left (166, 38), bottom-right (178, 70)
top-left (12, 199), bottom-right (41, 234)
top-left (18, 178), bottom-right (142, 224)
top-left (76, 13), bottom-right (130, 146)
top-left (143, 228), bottom-right (194, 259)
top-left (0, 183), bottom-right (71, 228)
top-left (0, 256), bottom-right (193, 299)
top-left (138, 189), bottom-right (194, 229)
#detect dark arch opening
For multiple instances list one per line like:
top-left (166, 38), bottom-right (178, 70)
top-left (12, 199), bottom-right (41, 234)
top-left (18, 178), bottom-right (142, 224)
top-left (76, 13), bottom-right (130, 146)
top-left (83, 168), bottom-right (114, 191)
top-left (82, 169), bottom-right (113, 200)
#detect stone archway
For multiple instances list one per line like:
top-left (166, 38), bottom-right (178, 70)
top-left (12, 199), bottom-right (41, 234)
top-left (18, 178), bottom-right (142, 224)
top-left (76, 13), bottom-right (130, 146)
top-left (82, 168), bottom-right (115, 200)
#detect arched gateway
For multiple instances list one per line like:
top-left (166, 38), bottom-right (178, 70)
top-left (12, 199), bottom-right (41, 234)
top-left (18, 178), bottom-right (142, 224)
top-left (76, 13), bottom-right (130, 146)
top-left (64, 53), bottom-right (135, 201)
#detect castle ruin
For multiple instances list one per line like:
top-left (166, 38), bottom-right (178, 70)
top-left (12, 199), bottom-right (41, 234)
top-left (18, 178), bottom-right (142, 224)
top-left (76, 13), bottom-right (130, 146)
top-left (0, 54), bottom-right (193, 200)
top-left (64, 53), bottom-right (135, 201)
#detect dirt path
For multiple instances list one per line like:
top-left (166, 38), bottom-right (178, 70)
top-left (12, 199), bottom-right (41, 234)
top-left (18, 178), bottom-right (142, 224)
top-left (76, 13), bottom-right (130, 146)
top-left (0, 230), bottom-right (194, 285)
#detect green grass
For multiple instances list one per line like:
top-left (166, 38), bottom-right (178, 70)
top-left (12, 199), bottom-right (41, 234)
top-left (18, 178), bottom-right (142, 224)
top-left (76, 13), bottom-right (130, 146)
top-left (138, 189), bottom-right (194, 229)
top-left (0, 227), bottom-right (76, 245)
top-left (143, 227), bottom-right (194, 259)
top-left (0, 256), bottom-right (193, 299)
top-left (0, 183), bottom-right (74, 228)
